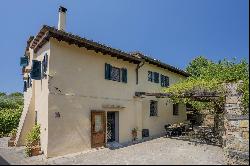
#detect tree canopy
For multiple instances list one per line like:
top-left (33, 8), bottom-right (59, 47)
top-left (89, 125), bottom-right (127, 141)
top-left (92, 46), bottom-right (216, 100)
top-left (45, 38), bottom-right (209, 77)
top-left (165, 56), bottom-right (249, 113)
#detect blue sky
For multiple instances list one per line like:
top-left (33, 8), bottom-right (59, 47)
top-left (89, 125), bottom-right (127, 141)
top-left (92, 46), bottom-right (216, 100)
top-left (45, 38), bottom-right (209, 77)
top-left (0, 0), bottom-right (249, 93)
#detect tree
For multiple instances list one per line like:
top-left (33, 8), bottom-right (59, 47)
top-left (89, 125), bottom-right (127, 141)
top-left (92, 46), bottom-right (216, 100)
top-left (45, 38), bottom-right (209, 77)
top-left (0, 92), bottom-right (6, 96)
top-left (186, 56), bottom-right (210, 77)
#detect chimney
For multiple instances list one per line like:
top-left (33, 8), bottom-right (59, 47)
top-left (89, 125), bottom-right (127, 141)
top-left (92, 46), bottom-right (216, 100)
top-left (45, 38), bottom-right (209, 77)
top-left (58, 6), bottom-right (67, 31)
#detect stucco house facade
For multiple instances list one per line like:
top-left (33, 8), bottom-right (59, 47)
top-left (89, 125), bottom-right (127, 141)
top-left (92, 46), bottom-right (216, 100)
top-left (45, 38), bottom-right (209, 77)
top-left (16, 7), bottom-right (190, 158)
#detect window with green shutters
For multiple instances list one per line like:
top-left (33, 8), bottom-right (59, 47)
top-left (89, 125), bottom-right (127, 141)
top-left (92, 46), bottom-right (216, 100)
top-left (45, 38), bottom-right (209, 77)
top-left (111, 67), bottom-right (121, 82)
top-left (161, 74), bottom-right (169, 87)
top-left (105, 63), bottom-right (127, 83)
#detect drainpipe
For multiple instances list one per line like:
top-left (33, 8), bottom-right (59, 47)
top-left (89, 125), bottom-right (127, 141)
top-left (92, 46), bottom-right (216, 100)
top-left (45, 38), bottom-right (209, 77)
top-left (136, 60), bottom-right (145, 85)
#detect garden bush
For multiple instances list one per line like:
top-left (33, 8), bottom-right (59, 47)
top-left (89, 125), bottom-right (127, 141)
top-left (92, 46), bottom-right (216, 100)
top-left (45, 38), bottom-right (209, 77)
top-left (0, 109), bottom-right (22, 136)
top-left (0, 92), bottom-right (23, 137)
top-left (25, 124), bottom-right (41, 157)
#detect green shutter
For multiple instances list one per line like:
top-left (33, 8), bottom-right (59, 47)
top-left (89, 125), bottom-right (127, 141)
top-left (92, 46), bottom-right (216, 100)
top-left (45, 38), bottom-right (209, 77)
top-left (43, 53), bottom-right (48, 73)
top-left (154, 72), bottom-right (159, 83)
top-left (20, 57), bottom-right (29, 67)
top-left (166, 76), bottom-right (169, 87)
top-left (121, 68), bottom-right (127, 83)
top-left (160, 74), bottom-right (164, 87)
top-left (23, 81), bottom-right (27, 92)
top-left (105, 63), bottom-right (112, 80)
top-left (31, 60), bottom-right (42, 80)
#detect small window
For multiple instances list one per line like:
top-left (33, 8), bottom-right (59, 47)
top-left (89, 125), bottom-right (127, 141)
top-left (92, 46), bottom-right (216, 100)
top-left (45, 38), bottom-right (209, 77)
top-left (150, 100), bottom-right (158, 116)
top-left (161, 75), bottom-right (169, 87)
top-left (173, 103), bottom-right (179, 115)
top-left (148, 71), bottom-right (153, 82)
top-left (111, 67), bottom-right (120, 82)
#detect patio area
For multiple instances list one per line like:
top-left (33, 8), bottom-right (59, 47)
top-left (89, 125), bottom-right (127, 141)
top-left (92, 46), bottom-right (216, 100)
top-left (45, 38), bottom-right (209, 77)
top-left (0, 136), bottom-right (225, 165)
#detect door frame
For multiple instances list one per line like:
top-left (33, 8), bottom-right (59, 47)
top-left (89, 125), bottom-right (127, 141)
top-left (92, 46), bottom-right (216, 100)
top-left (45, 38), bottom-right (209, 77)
top-left (91, 110), bottom-right (106, 148)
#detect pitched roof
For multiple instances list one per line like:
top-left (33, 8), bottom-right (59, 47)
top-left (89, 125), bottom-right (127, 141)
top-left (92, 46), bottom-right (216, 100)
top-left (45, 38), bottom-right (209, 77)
top-left (29, 25), bottom-right (190, 77)
top-left (130, 52), bottom-right (190, 77)
top-left (29, 25), bottom-right (141, 64)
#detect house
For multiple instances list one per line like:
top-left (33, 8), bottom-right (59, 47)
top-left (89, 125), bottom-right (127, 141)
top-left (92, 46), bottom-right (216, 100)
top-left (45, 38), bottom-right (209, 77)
top-left (16, 6), bottom-right (190, 158)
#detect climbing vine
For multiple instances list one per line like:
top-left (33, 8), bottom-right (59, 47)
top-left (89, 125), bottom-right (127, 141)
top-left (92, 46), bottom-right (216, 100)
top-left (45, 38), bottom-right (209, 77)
top-left (165, 57), bottom-right (249, 113)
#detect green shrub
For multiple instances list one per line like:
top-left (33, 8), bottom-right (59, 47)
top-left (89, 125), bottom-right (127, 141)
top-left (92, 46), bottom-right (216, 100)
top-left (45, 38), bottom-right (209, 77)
top-left (0, 109), bottom-right (22, 136)
top-left (25, 124), bottom-right (40, 146)
top-left (25, 124), bottom-right (41, 157)
top-left (24, 146), bottom-right (32, 157)
top-left (9, 128), bottom-right (17, 138)
top-left (0, 92), bottom-right (23, 137)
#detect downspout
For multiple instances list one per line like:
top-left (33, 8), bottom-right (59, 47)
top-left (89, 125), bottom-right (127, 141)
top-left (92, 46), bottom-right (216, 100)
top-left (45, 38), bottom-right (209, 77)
top-left (136, 60), bottom-right (145, 85)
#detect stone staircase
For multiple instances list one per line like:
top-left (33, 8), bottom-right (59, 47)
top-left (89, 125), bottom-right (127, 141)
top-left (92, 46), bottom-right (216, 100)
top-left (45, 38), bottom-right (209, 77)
top-left (15, 87), bottom-right (33, 146)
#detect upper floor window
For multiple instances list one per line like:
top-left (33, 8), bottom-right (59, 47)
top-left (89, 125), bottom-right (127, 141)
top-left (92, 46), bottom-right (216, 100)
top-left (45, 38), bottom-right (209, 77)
top-left (150, 100), bottom-right (158, 116)
top-left (111, 66), bottom-right (120, 82)
top-left (105, 63), bottom-right (127, 83)
top-left (173, 103), bottom-right (179, 116)
top-left (148, 71), bottom-right (159, 83)
top-left (161, 75), bottom-right (169, 87)
top-left (148, 71), bottom-right (153, 82)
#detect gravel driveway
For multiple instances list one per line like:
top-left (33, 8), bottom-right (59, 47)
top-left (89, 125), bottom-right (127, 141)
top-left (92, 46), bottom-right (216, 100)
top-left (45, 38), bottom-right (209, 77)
top-left (0, 137), bottom-right (225, 165)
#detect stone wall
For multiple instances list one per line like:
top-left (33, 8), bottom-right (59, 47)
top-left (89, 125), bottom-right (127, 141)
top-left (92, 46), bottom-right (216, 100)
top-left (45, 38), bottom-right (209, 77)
top-left (223, 82), bottom-right (249, 165)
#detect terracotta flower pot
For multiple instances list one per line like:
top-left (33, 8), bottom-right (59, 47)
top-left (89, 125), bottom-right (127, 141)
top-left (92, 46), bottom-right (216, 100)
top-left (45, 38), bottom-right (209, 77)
top-left (8, 139), bottom-right (15, 147)
top-left (31, 146), bottom-right (41, 156)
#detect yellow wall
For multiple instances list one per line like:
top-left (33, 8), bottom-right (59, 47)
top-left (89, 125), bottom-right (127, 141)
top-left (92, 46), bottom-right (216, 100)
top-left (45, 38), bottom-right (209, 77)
top-left (24, 38), bottom-right (187, 158)
top-left (33, 42), bottom-right (50, 156)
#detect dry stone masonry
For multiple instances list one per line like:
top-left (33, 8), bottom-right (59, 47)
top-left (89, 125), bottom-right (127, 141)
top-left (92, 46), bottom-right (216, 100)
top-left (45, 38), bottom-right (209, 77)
top-left (223, 82), bottom-right (249, 165)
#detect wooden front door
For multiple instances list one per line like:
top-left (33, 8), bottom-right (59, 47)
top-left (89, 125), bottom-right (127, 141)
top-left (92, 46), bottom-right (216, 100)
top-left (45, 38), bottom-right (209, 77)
top-left (91, 111), bottom-right (106, 148)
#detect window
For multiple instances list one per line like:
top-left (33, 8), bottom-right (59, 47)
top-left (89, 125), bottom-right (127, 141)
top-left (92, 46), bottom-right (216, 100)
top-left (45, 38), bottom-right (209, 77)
top-left (161, 75), bottom-right (169, 87)
top-left (105, 63), bottom-right (127, 83)
top-left (148, 71), bottom-right (159, 83)
top-left (150, 100), bottom-right (158, 116)
top-left (148, 71), bottom-right (153, 82)
top-left (173, 103), bottom-right (179, 115)
top-left (111, 67), bottom-right (120, 82)
top-left (153, 72), bottom-right (159, 83)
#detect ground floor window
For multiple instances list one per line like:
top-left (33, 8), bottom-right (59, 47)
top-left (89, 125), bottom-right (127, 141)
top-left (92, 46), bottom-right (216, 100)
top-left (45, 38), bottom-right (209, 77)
top-left (150, 100), bottom-right (158, 116)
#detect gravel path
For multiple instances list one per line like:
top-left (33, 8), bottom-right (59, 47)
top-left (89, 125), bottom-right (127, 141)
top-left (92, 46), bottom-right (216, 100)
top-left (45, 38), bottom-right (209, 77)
top-left (0, 137), bottom-right (225, 165)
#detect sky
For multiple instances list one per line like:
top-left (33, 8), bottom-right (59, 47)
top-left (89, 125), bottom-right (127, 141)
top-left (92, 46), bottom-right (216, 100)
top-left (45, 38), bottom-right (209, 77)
top-left (0, 0), bottom-right (249, 93)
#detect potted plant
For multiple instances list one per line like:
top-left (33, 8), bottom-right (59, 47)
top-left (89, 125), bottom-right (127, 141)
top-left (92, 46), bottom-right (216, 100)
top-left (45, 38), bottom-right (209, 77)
top-left (25, 124), bottom-right (42, 157)
top-left (8, 129), bottom-right (17, 147)
top-left (132, 127), bottom-right (138, 141)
